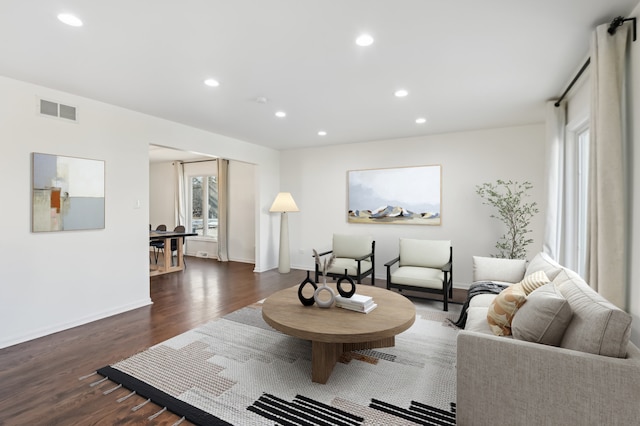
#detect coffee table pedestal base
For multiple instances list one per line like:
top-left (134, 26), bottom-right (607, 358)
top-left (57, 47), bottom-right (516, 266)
top-left (311, 336), bottom-right (395, 384)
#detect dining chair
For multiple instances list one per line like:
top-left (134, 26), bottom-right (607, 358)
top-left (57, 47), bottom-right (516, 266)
top-left (170, 225), bottom-right (187, 267)
top-left (150, 224), bottom-right (167, 264)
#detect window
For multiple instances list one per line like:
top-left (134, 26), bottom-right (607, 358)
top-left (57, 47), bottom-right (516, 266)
top-left (189, 175), bottom-right (218, 239)
top-left (575, 128), bottom-right (589, 277)
top-left (564, 122), bottom-right (589, 277)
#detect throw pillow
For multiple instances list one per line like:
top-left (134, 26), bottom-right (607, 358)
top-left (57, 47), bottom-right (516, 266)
top-left (511, 283), bottom-right (573, 346)
top-left (518, 270), bottom-right (550, 294)
top-left (487, 283), bottom-right (527, 336)
top-left (473, 256), bottom-right (527, 284)
top-left (525, 252), bottom-right (564, 281)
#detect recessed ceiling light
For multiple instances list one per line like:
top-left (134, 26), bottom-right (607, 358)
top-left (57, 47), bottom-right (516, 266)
top-left (275, 111), bottom-right (286, 118)
top-left (204, 78), bottom-right (220, 87)
top-left (318, 131), bottom-right (327, 136)
top-left (415, 117), bottom-right (427, 124)
top-left (394, 89), bottom-right (409, 98)
top-left (57, 13), bottom-right (83, 27)
top-left (356, 34), bottom-right (374, 47)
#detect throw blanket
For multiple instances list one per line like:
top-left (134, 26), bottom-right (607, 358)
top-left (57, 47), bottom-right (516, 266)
top-left (449, 281), bottom-right (508, 328)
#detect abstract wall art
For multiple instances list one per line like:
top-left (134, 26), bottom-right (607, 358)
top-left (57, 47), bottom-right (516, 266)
top-left (32, 153), bottom-right (105, 232)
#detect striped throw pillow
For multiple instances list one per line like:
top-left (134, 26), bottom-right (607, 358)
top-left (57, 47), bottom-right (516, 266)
top-left (518, 270), bottom-right (550, 294)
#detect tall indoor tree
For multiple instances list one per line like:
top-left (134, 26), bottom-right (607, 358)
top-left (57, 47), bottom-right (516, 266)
top-left (476, 180), bottom-right (539, 259)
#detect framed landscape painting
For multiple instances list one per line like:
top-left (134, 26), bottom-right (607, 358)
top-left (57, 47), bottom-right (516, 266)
top-left (347, 165), bottom-right (441, 225)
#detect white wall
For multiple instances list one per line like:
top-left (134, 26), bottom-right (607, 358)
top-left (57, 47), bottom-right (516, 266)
top-left (229, 161), bottom-right (256, 263)
top-left (628, 1), bottom-right (640, 346)
top-left (280, 124), bottom-right (546, 287)
top-left (149, 161), bottom-right (175, 229)
top-left (0, 75), bottom-right (280, 348)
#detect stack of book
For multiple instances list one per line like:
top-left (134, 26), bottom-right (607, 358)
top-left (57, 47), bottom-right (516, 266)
top-left (335, 293), bottom-right (377, 314)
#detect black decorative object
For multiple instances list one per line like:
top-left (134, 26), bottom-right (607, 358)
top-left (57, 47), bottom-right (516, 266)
top-left (336, 269), bottom-right (356, 298)
top-left (298, 271), bottom-right (317, 306)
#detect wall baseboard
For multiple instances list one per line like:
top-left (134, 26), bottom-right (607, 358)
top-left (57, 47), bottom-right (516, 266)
top-left (0, 298), bottom-right (153, 350)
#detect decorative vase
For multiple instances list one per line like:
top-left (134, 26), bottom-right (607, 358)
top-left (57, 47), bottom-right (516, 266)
top-left (336, 269), bottom-right (356, 298)
top-left (314, 277), bottom-right (336, 308)
top-left (297, 271), bottom-right (317, 306)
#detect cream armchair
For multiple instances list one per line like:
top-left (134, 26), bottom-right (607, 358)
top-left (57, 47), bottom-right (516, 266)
top-left (314, 234), bottom-right (375, 286)
top-left (385, 239), bottom-right (453, 310)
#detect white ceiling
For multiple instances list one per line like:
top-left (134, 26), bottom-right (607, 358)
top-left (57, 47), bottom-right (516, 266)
top-left (1, 0), bottom-right (638, 151)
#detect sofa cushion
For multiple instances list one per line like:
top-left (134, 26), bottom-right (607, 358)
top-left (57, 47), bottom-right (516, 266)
top-left (518, 270), bottom-right (550, 294)
top-left (473, 256), bottom-right (526, 284)
top-left (465, 307), bottom-right (495, 334)
top-left (511, 282), bottom-right (573, 346)
top-left (468, 293), bottom-right (497, 309)
top-left (554, 269), bottom-right (632, 358)
top-left (486, 284), bottom-right (527, 336)
top-left (525, 252), bottom-right (564, 281)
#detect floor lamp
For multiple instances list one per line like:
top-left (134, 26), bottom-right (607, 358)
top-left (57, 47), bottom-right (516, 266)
top-left (269, 192), bottom-right (299, 273)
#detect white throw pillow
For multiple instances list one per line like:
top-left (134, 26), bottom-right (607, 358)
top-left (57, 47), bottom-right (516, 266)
top-left (525, 252), bottom-right (564, 281)
top-left (473, 256), bottom-right (526, 284)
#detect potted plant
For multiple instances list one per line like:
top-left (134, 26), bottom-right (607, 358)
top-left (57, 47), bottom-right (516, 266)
top-left (476, 179), bottom-right (539, 259)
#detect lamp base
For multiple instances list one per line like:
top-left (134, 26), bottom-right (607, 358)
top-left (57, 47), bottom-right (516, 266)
top-left (278, 212), bottom-right (291, 273)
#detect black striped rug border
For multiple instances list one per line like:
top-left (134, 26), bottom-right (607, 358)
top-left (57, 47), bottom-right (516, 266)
top-left (97, 366), bottom-right (231, 426)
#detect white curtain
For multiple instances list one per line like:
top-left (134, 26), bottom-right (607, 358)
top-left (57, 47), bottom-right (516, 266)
top-left (217, 159), bottom-right (229, 262)
top-left (543, 100), bottom-right (567, 263)
top-left (586, 23), bottom-right (631, 309)
top-left (174, 161), bottom-right (186, 228)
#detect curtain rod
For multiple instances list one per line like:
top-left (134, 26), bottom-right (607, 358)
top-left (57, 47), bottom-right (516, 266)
top-left (554, 16), bottom-right (636, 107)
top-left (176, 158), bottom-right (218, 164)
top-left (554, 58), bottom-right (591, 107)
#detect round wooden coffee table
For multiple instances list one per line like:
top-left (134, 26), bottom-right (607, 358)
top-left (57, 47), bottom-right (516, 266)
top-left (262, 283), bottom-right (415, 384)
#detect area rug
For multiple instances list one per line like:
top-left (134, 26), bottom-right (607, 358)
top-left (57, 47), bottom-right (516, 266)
top-left (95, 299), bottom-right (461, 425)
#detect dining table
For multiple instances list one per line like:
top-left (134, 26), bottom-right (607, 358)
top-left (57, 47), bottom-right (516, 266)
top-left (149, 229), bottom-right (197, 276)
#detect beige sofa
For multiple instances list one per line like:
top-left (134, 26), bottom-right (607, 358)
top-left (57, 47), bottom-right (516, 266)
top-left (456, 252), bottom-right (640, 426)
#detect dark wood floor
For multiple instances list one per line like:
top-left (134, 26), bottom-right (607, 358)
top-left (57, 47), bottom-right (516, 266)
top-left (0, 258), bottom-right (466, 425)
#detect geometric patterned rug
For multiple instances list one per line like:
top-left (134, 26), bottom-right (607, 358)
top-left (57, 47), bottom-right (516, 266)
top-left (93, 298), bottom-right (462, 425)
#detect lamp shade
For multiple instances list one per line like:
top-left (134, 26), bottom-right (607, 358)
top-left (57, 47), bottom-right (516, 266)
top-left (269, 192), bottom-right (299, 213)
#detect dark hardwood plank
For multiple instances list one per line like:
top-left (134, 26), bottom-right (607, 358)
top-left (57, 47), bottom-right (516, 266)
top-left (0, 258), bottom-right (466, 425)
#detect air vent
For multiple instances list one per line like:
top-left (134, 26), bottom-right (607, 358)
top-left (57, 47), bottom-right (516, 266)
top-left (39, 98), bottom-right (77, 122)
top-left (40, 99), bottom-right (58, 117)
